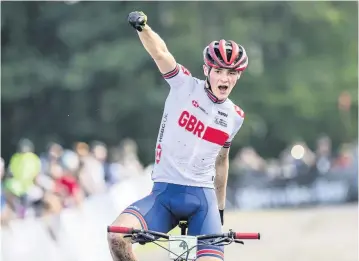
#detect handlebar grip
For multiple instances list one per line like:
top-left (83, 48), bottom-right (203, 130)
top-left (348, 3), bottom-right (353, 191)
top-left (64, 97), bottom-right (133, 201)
top-left (234, 232), bottom-right (260, 240)
top-left (107, 226), bottom-right (133, 234)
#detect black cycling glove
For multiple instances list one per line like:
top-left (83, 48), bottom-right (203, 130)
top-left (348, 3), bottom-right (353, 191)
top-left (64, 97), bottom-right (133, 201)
top-left (128, 11), bottom-right (147, 32)
top-left (219, 209), bottom-right (224, 225)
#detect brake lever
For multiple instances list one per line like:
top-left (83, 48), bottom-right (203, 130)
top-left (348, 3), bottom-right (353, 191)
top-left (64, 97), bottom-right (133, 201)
top-left (234, 239), bottom-right (244, 244)
top-left (124, 233), bottom-right (156, 245)
top-left (138, 232), bottom-right (156, 241)
top-left (228, 229), bottom-right (244, 245)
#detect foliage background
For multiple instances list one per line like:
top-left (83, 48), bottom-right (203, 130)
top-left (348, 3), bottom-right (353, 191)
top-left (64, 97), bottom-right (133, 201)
top-left (1, 1), bottom-right (358, 164)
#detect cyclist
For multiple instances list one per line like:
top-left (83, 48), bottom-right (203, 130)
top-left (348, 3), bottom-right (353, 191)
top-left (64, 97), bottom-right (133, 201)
top-left (108, 11), bottom-right (248, 261)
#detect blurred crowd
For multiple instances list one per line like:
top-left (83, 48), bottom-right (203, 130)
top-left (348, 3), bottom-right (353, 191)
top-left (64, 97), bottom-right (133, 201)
top-left (1, 138), bottom-right (149, 229)
top-left (1, 134), bottom-right (358, 228)
top-left (232, 135), bottom-right (358, 180)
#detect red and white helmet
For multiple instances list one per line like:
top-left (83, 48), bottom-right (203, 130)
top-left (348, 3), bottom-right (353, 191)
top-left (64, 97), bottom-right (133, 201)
top-left (203, 39), bottom-right (248, 71)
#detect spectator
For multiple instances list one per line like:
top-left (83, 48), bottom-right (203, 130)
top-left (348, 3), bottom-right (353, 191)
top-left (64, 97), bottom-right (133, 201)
top-left (4, 138), bottom-right (43, 218)
top-left (1, 157), bottom-right (14, 226)
top-left (315, 135), bottom-right (332, 174)
top-left (107, 146), bottom-right (125, 185)
top-left (61, 149), bottom-right (81, 174)
top-left (49, 162), bottom-right (84, 207)
top-left (265, 159), bottom-right (282, 179)
top-left (333, 143), bottom-right (354, 169)
top-left (233, 146), bottom-right (266, 174)
top-left (72, 141), bottom-right (106, 195)
top-left (40, 141), bottom-right (64, 177)
top-left (91, 141), bottom-right (112, 185)
top-left (74, 141), bottom-right (90, 158)
top-left (118, 138), bottom-right (144, 177)
top-left (76, 142), bottom-right (107, 196)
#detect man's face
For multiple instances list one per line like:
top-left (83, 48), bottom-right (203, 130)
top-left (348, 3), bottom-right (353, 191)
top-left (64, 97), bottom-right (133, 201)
top-left (49, 144), bottom-right (63, 159)
top-left (203, 66), bottom-right (241, 100)
top-left (93, 145), bottom-right (107, 161)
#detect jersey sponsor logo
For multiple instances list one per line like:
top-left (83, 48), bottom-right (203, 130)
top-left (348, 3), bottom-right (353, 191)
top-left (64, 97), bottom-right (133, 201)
top-left (128, 205), bottom-right (141, 212)
top-left (192, 100), bottom-right (208, 115)
top-left (192, 100), bottom-right (199, 107)
top-left (214, 117), bottom-right (227, 127)
top-left (178, 110), bottom-right (229, 146)
top-left (234, 105), bottom-right (245, 118)
top-left (181, 65), bottom-right (191, 76)
top-left (156, 143), bottom-right (162, 164)
top-left (159, 113), bottom-right (168, 143)
top-left (217, 111), bottom-right (228, 117)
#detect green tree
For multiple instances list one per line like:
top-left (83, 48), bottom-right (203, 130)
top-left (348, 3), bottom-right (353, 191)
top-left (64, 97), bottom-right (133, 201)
top-left (1, 2), bottom-right (357, 164)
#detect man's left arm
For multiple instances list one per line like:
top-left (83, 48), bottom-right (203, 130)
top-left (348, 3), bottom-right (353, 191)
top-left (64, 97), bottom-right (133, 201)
top-left (215, 105), bottom-right (245, 225)
top-left (215, 147), bottom-right (230, 225)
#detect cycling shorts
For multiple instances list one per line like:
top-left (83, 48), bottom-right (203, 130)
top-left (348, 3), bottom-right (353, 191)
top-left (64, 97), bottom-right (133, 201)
top-left (122, 182), bottom-right (224, 260)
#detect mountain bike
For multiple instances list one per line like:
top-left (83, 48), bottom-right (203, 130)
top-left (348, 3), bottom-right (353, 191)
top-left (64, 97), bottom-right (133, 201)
top-left (107, 219), bottom-right (261, 261)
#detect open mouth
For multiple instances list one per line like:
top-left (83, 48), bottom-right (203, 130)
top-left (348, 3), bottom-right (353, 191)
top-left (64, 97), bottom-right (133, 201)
top-left (218, 85), bottom-right (228, 91)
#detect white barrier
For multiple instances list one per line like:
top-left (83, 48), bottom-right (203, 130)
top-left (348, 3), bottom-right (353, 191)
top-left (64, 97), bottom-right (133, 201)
top-left (1, 176), bottom-right (154, 261)
top-left (2, 218), bottom-right (63, 261)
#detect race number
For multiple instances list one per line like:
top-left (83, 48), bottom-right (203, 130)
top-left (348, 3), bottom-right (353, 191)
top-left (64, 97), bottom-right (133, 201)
top-left (168, 235), bottom-right (197, 260)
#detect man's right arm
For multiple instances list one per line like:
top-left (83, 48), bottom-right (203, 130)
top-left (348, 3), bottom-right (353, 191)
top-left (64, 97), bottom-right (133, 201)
top-left (137, 25), bottom-right (177, 75)
top-left (128, 11), bottom-right (194, 91)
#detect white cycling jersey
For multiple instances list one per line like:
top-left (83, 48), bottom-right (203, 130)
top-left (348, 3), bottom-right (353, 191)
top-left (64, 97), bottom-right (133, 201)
top-left (152, 64), bottom-right (245, 188)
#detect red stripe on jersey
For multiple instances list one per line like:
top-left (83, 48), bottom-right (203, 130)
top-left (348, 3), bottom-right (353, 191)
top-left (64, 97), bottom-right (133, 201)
top-left (202, 127), bottom-right (229, 146)
top-left (204, 87), bottom-right (226, 104)
top-left (163, 65), bottom-right (180, 79)
top-left (223, 141), bottom-right (231, 148)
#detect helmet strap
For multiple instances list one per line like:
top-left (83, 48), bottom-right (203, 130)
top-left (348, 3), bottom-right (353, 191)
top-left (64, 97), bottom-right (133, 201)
top-left (205, 66), bottom-right (212, 91)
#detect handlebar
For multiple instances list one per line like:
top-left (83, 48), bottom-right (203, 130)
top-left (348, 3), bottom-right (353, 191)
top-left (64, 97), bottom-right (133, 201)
top-left (234, 232), bottom-right (260, 240)
top-left (108, 226), bottom-right (170, 239)
top-left (107, 226), bottom-right (260, 240)
top-left (107, 226), bottom-right (133, 234)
